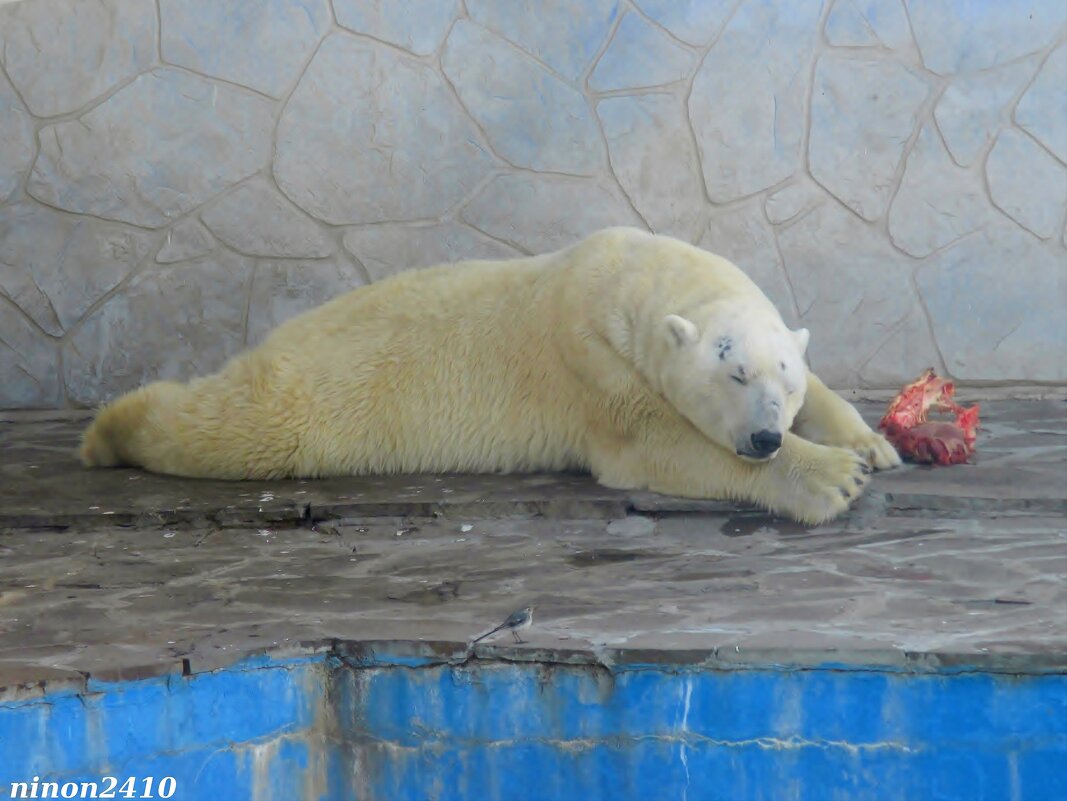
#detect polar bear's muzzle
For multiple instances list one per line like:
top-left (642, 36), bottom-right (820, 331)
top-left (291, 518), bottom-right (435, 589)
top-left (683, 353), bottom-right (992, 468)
top-left (736, 429), bottom-right (782, 460)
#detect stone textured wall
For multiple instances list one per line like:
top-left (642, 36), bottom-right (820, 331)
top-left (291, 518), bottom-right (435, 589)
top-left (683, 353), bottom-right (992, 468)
top-left (1, 0), bottom-right (1065, 409)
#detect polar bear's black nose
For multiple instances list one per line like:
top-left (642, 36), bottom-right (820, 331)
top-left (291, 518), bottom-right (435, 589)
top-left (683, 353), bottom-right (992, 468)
top-left (750, 430), bottom-right (782, 455)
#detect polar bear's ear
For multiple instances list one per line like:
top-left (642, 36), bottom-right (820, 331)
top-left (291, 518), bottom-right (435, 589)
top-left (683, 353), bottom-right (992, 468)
top-left (792, 327), bottom-right (810, 355)
top-left (664, 314), bottom-right (699, 348)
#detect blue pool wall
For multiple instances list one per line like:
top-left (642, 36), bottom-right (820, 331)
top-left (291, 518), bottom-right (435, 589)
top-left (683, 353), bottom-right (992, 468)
top-left (0, 655), bottom-right (334, 801)
top-left (2, 649), bottom-right (1066, 801)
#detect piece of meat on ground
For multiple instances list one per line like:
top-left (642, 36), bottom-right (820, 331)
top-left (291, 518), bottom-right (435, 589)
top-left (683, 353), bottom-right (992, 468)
top-left (878, 368), bottom-right (979, 466)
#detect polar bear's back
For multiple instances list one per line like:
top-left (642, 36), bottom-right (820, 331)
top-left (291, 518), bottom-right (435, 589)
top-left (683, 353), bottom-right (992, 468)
top-left (267, 228), bottom-right (771, 355)
top-left (256, 250), bottom-right (592, 477)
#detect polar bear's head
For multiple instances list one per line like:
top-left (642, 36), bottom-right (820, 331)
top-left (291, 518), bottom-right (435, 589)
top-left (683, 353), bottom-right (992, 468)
top-left (656, 304), bottom-right (809, 461)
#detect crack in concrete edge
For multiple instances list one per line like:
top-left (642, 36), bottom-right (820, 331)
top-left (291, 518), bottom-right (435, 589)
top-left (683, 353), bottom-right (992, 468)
top-left (5, 633), bottom-right (1067, 707)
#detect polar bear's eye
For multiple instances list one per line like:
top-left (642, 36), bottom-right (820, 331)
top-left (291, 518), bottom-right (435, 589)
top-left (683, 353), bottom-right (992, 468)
top-left (731, 374), bottom-right (747, 386)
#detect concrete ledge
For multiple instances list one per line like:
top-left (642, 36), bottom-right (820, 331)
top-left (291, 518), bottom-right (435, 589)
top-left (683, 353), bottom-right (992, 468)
top-left (2, 401), bottom-right (1065, 530)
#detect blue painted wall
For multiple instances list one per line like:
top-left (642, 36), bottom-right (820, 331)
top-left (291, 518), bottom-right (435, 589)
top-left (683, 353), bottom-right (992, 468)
top-left (332, 659), bottom-right (1067, 801)
top-left (0, 656), bottom-right (329, 801)
top-left (2, 652), bottom-right (1066, 801)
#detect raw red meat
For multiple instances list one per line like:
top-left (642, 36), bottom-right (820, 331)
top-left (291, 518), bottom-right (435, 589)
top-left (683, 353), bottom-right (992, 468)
top-left (878, 368), bottom-right (980, 466)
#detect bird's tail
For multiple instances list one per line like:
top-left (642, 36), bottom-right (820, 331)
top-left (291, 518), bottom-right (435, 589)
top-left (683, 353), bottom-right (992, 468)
top-left (469, 624), bottom-right (506, 645)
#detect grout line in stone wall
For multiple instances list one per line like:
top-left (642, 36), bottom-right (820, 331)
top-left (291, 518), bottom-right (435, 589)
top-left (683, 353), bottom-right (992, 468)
top-left (806, 7), bottom-right (945, 240)
top-left (766, 193), bottom-right (828, 234)
top-left (962, 34), bottom-right (1067, 247)
top-left (908, 221), bottom-right (990, 265)
top-left (76, 238), bottom-right (168, 319)
top-left (460, 219), bottom-right (534, 257)
top-left (7, 363), bottom-right (52, 407)
top-left (590, 79), bottom-right (696, 101)
top-left (19, 66), bottom-right (151, 129)
top-left (55, 330), bottom-right (68, 408)
top-left (986, 191), bottom-right (1046, 244)
top-left (438, 167), bottom-right (508, 228)
top-left (587, 91), bottom-right (654, 230)
top-left (768, 225), bottom-right (804, 326)
top-left (432, 0), bottom-right (468, 63)
top-left (456, 220), bottom-right (525, 257)
top-left (920, 40), bottom-right (1063, 82)
top-left (1054, 177), bottom-right (1067, 251)
top-left (681, 0), bottom-right (747, 210)
top-left (345, 251), bottom-right (375, 290)
top-left (977, 155), bottom-right (1009, 233)
top-left (1014, 123), bottom-right (1067, 172)
top-left (12, 113), bottom-right (41, 203)
top-left (621, 0), bottom-right (708, 53)
top-left (478, 159), bottom-right (599, 184)
top-left (878, 77), bottom-right (950, 247)
top-left (584, 0), bottom-right (717, 231)
top-left (814, 3), bottom-right (951, 252)
top-left (241, 263), bottom-right (258, 348)
top-left (267, 31), bottom-right (329, 208)
top-left (0, 50), bottom-right (35, 122)
top-left (0, 287), bottom-right (57, 342)
top-left (908, 263), bottom-right (952, 379)
top-left (464, 17), bottom-right (575, 88)
top-left (435, 35), bottom-right (528, 179)
top-left (681, 76), bottom-right (712, 210)
top-left (928, 102), bottom-right (971, 172)
top-left (798, 171), bottom-right (881, 230)
top-left (330, 215), bottom-right (453, 234)
top-left (324, 227), bottom-right (351, 270)
top-left (757, 173), bottom-right (806, 214)
top-left (798, 0), bottom-right (836, 198)
top-left (582, 2), bottom-right (628, 92)
top-left (1006, 36), bottom-right (1067, 169)
top-left (50, 231), bottom-right (165, 368)
top-left (29, 261), bottom-right (63, 335)
top-left (20, 188), bottom-right (161, 234)
top-left (194, 167), bottom-right (342, 260)
top-left (330, 22), bottom-right (445, 70)
top-left (819, 42), bottom-right (899, 57)
top-left (980, 136), bottom-right (1063, 246)
top-left (852, 303), bottom-right (922, 385)
top-left (597, 138), bottom-right (653, 232)
top-left (153, 0), bottom-right (163, 66)
top-left (897, 0), bottom-right (931, 78)
top-left (159, 62), bottom-right (281, 104)
top-left (580, 14), bottom-right (653, 228)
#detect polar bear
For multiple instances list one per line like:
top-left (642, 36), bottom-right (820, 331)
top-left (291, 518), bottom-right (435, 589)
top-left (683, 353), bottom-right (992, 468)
top-left (81, 227), bottom-right (899, 524)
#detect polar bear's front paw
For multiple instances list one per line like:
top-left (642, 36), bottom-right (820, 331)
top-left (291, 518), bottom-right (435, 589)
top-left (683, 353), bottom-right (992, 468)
top-left (846, 428), bottom-right (902, 471)
top-left (775, 443), bottom-right (871, 526)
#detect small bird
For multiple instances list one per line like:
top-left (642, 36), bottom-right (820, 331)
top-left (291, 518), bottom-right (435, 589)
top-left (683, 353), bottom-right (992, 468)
top-left (470, 606), bottom-right (534, 645)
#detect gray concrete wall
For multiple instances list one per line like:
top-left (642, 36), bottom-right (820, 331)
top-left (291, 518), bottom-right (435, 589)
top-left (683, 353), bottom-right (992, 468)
top-left (1, 0), bottom-right (1065, 409)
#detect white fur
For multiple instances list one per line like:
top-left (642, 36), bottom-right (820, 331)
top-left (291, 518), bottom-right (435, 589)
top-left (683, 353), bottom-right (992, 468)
top-left (81, 228), bottom-right (900, 524)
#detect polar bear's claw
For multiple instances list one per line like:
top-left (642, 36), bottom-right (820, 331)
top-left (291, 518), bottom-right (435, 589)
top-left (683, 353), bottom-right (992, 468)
top-left (852, 430), bottom-right (902, 471)
top-left (771, 442), bottom-right (872, 525)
